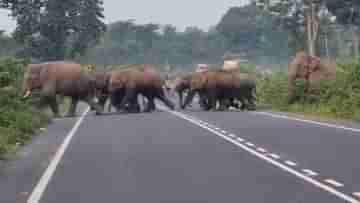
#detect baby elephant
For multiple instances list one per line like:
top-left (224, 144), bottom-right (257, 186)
top-left (22, 61), bottom-right (103, 117)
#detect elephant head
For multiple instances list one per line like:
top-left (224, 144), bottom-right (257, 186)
top-left (287, 51), bottom-right (337, 103)
top-left (22, 64), bottom-right (46, 98)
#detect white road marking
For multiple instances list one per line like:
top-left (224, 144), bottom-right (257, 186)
top-left (254, 112), bottom-right (360, 133)
top-left (324, 179), bottom-right (344, 187)
top-left (285, 161), bottom-right (297, 166)
top-left (27, 107), bottom-right (90, 203)
top-left (302, 169), bottom-right (319, 176)
top-left (236, 137), bottom-right (244, 142)
top-left (163, 110), bottom-right (360, 203)
top-left (221, 130), bottom-right (227, 134)
top-left (245, 142), bottom-right (255, 147)
top-left (257, 148), bottom-right (267, 153)
top-left (228, 134), bottom-right (236, 138)
top-left (353, 193), bottom-right (360, 199)
top-left (269, 153), bottom-right (280, 159)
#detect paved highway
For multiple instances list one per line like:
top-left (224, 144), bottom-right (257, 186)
top-left (1, 103), bottom-right (360, 203)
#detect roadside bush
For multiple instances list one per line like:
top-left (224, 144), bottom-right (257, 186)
top-left (0, 57), bottom-right (50, 158)
top-left (256, 59), bottom-right (360, 121)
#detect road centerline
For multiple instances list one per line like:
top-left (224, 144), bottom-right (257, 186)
top-left (162, 109), bottom-right (360, 203)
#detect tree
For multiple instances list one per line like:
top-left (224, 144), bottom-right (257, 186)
top-left (0, 0), bottom-right (106, 60)
top-left (70, 0), bottom-right (107, 58)
top-left (325, 0), bottom-right (360, 58)
top-left (255, 0), bottom-right (327, 56)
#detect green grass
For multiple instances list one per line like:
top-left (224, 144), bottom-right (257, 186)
top-left (0, 57), bottom-right (70, 158)
top-left (255, 59), bottom-right (360, 122)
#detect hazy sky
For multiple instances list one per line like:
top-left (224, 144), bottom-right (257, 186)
top-left (0, 0), bottom-right (249, 33)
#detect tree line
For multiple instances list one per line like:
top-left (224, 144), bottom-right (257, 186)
top-left (1, 0), bottom-right (360, 68)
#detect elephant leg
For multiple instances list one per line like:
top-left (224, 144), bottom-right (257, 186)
top-left (127, 96), bottom-right (140, 113)
top-left (144, 96), bottom-right (156, 112)
top-left (84, 96), bottom-right (103, 115)
top-left (118, 88), bottom-right (136, 111)
top-left (182, 90), bottom-right (197, 109)
top-left (218, 99), bottom-right (228, 111)
top-left (40, 83), bottom-right (60, 117)
top-left (47, 96), bottom-right (60, 118)
top-left (207, 90), bottom-right (218, 112)
top-left (156, 88), bottom-right (175, 110)
top-left (178, 91), bottom-right (183, 109)
top-left (66, 97), bottom-right (79, 117)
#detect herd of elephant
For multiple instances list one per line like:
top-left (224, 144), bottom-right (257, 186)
top-left (21, 51), bottom-right (336, 118)
top-left (21, 61), bottom-right (257, 118)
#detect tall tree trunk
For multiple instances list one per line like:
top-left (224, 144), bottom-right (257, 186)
top-left (324, 31), bottom-right (330, 59)
top-left (307, 12), bottom-right (315, 56)
top-left (351, 26), bottom-right (359, 59)
top-left (306, 1), bottom-right (319, 57)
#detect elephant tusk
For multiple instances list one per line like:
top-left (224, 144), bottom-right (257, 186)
top-left (23, 90), bottom-right (32, 98)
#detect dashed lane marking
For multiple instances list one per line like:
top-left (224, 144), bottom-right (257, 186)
top-left (325, 179), bottom-right (344, 187)
top-left (302, 169), bottom-right (319, 177)
top-left (285, 161), bottom-right (297, 166)
top-left (269, 154), bottom-right (281, 159)
top-left (245, 142), bottom-right (255, 147)
top-left (162, 109), bottom-right (360, 203)
top-left (27, 107), bottom-right (90, 203)
top-left (228, 134), bottom-right (236, 138)
top-left (257, 148), bottom-right (267, 153)
top-left (236, 137), bottom-right (244, 142)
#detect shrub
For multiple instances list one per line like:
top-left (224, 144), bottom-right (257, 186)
top-left (256, 59), bottom-right (360, 121)
top-left (0, 57), bottom-right (51, 157)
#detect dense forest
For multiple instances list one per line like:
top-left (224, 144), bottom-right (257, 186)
top-left (1, 2), bottom-right (359, 69)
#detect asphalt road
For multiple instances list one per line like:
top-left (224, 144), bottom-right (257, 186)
top-left (1, 103), bottom-right (360, 203)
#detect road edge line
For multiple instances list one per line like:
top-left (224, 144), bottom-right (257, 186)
top-left (163, 109), bottom-right (359, 203)
top-left (254, 111), bottom-right (360, 133)
top-left (27, 107), bottom-right (90, 203)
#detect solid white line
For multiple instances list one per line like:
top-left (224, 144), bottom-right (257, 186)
top-left (285, 161), bottom-right (297, 166)
top-left (302, 169), bottom-right (319, 176)
top-left (257, 148), bottom-right (267, 153)
top-left (254, 111), bottom-right (360, 133)
top-left (162, 109), bottom-right (360, 203)
top-left (27, 107), bottom-right (90, 203)
top-left (324, 179), bottom-right (344, 187)
top-left (269, 153), bottom-right (280, 159)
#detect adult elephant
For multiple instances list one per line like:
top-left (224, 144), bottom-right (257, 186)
top-left (182, 69), bottom-right (256, 111)
top-left (174, 73), bottom-right (212, 110)
top-left (93, 70), bottom-right (143, 113)
top-left (108, 64), bottom-right (175, 112)
top-left (22, 61), bottom-right (103, 117)
top-left (288, 51), bottom-right (337, 104)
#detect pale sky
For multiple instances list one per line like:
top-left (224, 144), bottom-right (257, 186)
top-left (0, 0), bottom-right (249, 34)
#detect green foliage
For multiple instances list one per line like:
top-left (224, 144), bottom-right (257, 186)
top-left (1, 0), bottom-right (106, 61)
top-left (257, 59), bottom-right (360, 121)
top-left (0, 57), bottom-right (50, 157)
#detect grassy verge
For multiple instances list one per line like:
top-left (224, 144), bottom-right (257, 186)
top-left (0, 57), bottom-right (69, 158)
top-left (252, 59), bottom-right (360, 122)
